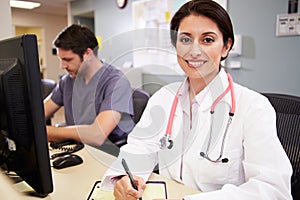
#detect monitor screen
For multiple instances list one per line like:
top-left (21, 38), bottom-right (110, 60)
top-left (0, 34), bottom-right (53, 197)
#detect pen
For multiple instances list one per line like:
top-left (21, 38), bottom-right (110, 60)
top-left (121, 158), bottom-right (142, 200)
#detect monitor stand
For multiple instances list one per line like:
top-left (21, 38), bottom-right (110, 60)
top-left (1, 170), bottom-right (47, 198)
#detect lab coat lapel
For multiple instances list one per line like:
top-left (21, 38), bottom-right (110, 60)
top-left (198, 70), bottom-right (232, 156)
top-left (159, 102), bottom-right (184, 183)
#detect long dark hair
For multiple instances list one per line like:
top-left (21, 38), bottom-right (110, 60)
top-left (170, 0), bottom-right (234, 61)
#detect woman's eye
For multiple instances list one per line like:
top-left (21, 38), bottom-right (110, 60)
top-left (203, 37), bottom-right (214, 43)
top-left (179, 37), bottom-right (192, 44)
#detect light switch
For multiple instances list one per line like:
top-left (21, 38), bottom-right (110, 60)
top-left (229, 35), bottom-right (242, 56)
top-left (276, 13), bottom-right (300, 36)
top-left (228, 60), bottom-right (241, 69)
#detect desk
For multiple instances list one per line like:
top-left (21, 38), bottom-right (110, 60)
top-left (2, 146), bottom-right (199, 199)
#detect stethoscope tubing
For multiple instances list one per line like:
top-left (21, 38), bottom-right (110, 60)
top-left (159, 73), bottom-right (236, 163)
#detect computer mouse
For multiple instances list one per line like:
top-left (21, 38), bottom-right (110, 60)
top-left (52, 154), bottom-right (83, 169)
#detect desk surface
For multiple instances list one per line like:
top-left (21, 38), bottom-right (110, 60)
top-left (2, 146), bottom-right (199, 199)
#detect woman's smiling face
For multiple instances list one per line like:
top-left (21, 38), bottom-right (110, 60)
top-left (176, 14), bottom-right (232, 82)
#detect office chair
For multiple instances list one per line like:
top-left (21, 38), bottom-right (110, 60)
top-left (113, 88), bottom-right (150, 147)
top-left (98, 88), bottom-right (150, 157)
top-left (41, 79), bottom-right (56, 99)
top-left (41, 79), bottom-right (57, 125)
top-left (132, 88), bottom-right (150, 124)
top-left (262, 93), bottom-right (300, 199)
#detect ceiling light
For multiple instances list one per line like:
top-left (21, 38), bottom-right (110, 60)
top-left (10, 0), bottom-right (41, 9)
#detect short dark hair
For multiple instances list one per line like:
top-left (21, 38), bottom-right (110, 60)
top-left (53, 24), bottom-right (98, 59)
top-left (170, 0), bottom-right (234, 61)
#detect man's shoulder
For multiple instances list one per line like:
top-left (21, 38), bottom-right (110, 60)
top-left (100, 63), bottom-right (128, 82)
top-left (60, 73), bottom-right (72, 82)
top-left (57, 74), bottom-right (74, 89)
top-left (101, 62), bottom-right (123, 75)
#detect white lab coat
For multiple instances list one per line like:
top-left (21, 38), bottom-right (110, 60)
top-left (101, 69), bottom-right (292, 200)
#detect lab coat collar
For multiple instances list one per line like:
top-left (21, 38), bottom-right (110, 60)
top-left (178, 69), bottom-right (232, 112)
top-left (178, 78), bottom-right (189, 97)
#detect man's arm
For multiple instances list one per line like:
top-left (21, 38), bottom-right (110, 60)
top-left (44, 97), bottom-right (61, 120)
top-left (46, 110), bottom-right (121, 146)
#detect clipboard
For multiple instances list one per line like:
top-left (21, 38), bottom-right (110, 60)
top-left (87, 180), bottom-right (167, 200)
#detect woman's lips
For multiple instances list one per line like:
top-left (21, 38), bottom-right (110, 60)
top-left (186, 60), bottom-right (206, 68)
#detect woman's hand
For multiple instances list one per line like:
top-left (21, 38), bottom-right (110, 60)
top-left (114, 175), bottom-right (146, 200)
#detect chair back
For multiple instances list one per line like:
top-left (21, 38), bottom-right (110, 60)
top-left (41, 79), bottom-right (57, 125)
top-left (132, 88), bottom-right (150, 124)
top-left (101, 88), bottom-right (150, 156)
top-left (262, 93), bottom-right (300, 199)
top-left (41, 79), bottom-right (56, 99)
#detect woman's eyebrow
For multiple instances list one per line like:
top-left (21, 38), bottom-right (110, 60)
top-left (178, 31), bottom-right (217, 37)
top-left (202, 31), bottom-right (218, 36)
top-left (178, 32), bottom-right (192, 37)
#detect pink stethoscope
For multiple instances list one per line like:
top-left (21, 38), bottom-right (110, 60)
top-left (159, 73), bottom-right (236, 163)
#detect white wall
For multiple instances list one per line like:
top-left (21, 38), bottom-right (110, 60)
top-left (11, 9), bottom-right (67, 82)
top-left (72, 0), bottom-right (300, 96)
top-left (0, 0), bottom-right (13, 39)
top-left (227, 0), bottom-right (300, 96)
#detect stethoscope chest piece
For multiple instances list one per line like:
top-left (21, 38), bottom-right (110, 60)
top-left (200, 151), bottom-right (229, 163)
top-left (159, 73), bottom-right (235, 164)
top-left (159, 135), bottom-right (173, 149)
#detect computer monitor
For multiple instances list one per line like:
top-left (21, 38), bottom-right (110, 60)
top-left (0, 35), bottom-right (53, 197)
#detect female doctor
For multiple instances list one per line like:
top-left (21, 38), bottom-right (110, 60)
top-left (101, 0), bottom-right (292, 199)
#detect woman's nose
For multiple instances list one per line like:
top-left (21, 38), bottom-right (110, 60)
top-left (190, 43), bottom-right (202, 57)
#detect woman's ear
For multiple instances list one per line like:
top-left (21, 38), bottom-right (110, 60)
top-left (222, 38), bottom-right (233, 58)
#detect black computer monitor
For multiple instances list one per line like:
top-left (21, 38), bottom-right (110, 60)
top-left (0, 34), bottom-right (53, 197)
